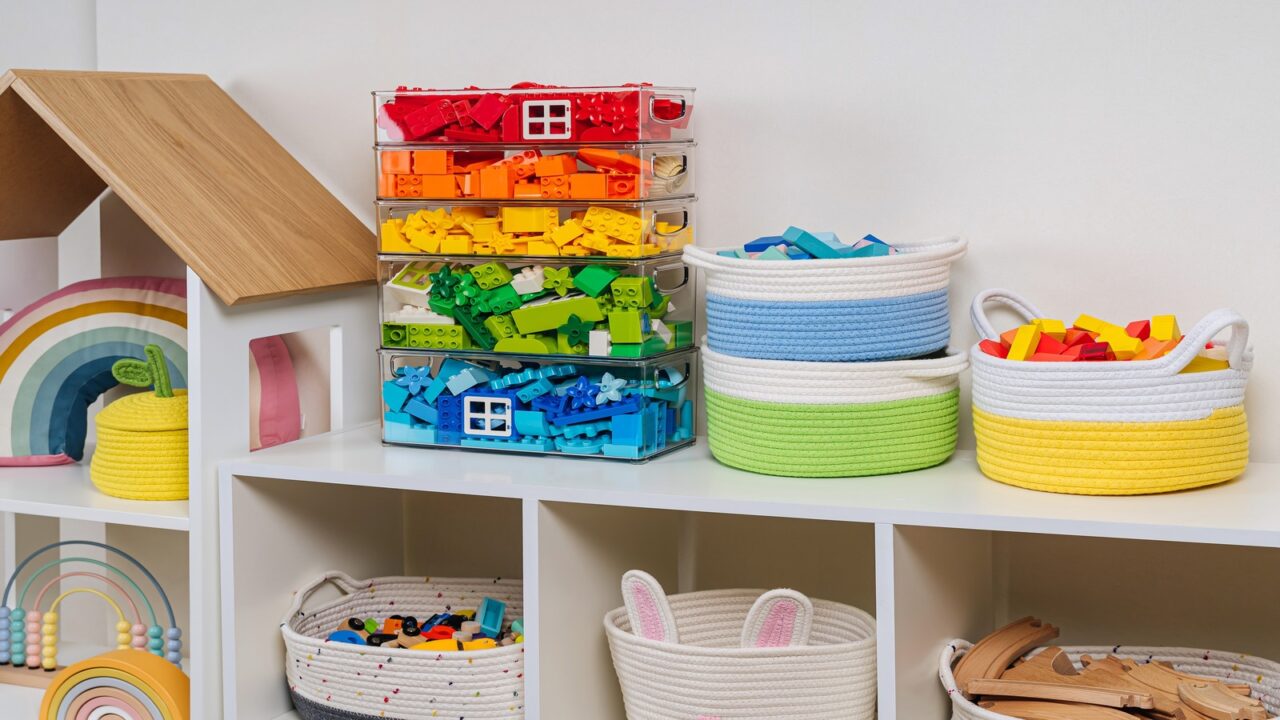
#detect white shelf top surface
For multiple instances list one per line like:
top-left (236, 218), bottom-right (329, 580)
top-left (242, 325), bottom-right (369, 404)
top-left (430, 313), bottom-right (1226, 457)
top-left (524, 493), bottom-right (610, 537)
top-left (0, 448), bottom-right (189, 531)
top-left (222, 423), bottom-right (1280, 548)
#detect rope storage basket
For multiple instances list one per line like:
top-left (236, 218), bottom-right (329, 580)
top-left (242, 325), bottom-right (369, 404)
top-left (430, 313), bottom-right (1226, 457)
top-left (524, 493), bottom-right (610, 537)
top-left (283, 572), bottom-right (525, 720)
top-left (970, 289), bottom-right (1251, 495)
top-left (89, 389), bottom-right (189, 501)
top-left (939, 640), bottom-right (1280, 720)
top-left (703, 345), bottom-right (967, 477)
top-left (605, 570), bottom-right (877, 720)
top-left (684, 236), bottom-right (966, 361)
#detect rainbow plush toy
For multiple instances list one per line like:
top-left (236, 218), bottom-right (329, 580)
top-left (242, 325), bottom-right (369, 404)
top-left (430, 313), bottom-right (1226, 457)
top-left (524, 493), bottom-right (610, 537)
top-left (0, 277), bottom-right (187, 467)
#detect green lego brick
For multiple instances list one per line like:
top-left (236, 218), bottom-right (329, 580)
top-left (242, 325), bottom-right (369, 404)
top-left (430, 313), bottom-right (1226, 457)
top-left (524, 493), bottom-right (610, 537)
top-left (469, 261), bottom-right (513, 290)
top-left (608, 309), bottom-right (647, 344)
top-left (494, 335), bottom-right (557, 354)
top-left (382, 323), bottom-right (408, 347)
top-left (572, 265), bottom-right (621, 297)
top-left (610, 276), bottom-right (652, 309)
top-left (670, 320), bottom-right (693, 347)
top-left (556, 333), bottom-right (587, 355)
top-left (388, 262), bottom-right (434, 293)
top-left (520, 289), bottom-right (551, 303)
top-left (510, 296), bottom-right (604, 334)
top-left (649, 294), bottom-right (670, 319)
top-left (484, 314), bottom-right (518, 340)
top-left (455, 309), bottom-right (496, 350)
top-left (609, 335), bottom-right (668, 358)
top-left (428, 296), bottom-right (457, 318)
top-left (405, 323), bottom-right (470, 350)
top-left (479, 284), bottom-right (522, 315)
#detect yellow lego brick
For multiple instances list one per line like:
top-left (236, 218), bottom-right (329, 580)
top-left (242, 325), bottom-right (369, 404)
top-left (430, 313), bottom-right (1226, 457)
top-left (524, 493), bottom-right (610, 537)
top-left (558, 245), bottom-right (590, 256)
top-left (472, 244), bottom-right (493, 254)
top-left (380, 219), bottom-right (416, 253)
top-left (655, 221), bottom-right (679, 234)
top-left (579, 232), bottom-right (613, 254)
top-left (526, 240), bottom-right (560, 255)
top-left (1031, 318), bottom-right (1067, 340)
top-left (1151, 314), bottom-right (1181, 341)
top-left (1073, 313), bottom-right (1124, 335)
top-left (441, 235), bottom-right (473, 254)
top-left (1181, 353), bottom-right (1230, 374)
top-left (500, 206), bottom-right (559, 234)
top-left (1098, 328), bottom-right (1143, 360)
top-left (581, 206), bottom-right (644, 244)
top-left (463, 218), bottom-right (500, 241)
top-left (451, 206), bottom-right (488, 223)
top-left (606, 244), bottom-right (642, 258)
top-left (489, 233), bottom-right (521, 254)
top-left (640, 245), bottom-right (663, 256)
top-left (1007, 324), bottom-right (1041, 361)
top-left (405, 226), bottom-right (444, 253)
top-left (549, 218), bottom-right (586, 246)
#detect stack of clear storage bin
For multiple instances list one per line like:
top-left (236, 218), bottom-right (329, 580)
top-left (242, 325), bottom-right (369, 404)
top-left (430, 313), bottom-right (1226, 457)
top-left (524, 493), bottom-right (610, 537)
top-left (374, 84), bottom-right (699, 461)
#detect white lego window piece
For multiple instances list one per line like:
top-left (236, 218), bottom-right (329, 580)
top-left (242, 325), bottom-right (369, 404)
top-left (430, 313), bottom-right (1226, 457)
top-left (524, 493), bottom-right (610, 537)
top-left (465, 397), bottom-right (513, 437)
top-left (522, 100), bottom-right (572, 140)
top-left (588, 329), bottom-right (611, 357)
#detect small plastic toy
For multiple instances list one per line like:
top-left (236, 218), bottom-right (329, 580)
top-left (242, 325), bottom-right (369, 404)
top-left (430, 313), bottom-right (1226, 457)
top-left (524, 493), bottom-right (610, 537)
top-left (382, 351), bottom-right (695, 460)
top-left (383, 260), bottom-right (692, 358)
top-left (979, 312), bottom-right (1228, 370)
top-left (324, 598), bottom-right (523, 652)
top-left (715, 227), bottom-right (897, 260)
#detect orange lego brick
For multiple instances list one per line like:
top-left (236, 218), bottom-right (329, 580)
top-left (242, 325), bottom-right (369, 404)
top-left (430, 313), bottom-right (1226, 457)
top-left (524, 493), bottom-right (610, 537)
top-left (1062, 345), bottom-right (1085, 360)
top-left (577, 148), bottom-right (642, 174)
top-left (1134, 337), bottom-right (1179, 360)
top-left (394, 174), bottom-right (423, 198)
top-left (534, 154), bottom-right (578, 177)
top-left (607, 173), bottom-right (639, 199)
top-left (378, 173), bottom-right (398, 198)
top-left (569, 173), bottom-right (608, 199)
top-left (513, 181), bottom-right (541, 199)
top-left (540, 175), bottom-right (570, 200)
top-left (492, 149), bottom-right (540, 180)
top-left (999, 328), bottom-right (1019, 348)
top-left (411, 150), bottom-right (452, 175)
top-left (381, 150), bottom-right (412, 174)
top-left (420, 174), bottom-right (456, 198)
top-left (1029, 352), bottom-right (1073, 362)
top-left (479, 165), bottom-right (514, 199)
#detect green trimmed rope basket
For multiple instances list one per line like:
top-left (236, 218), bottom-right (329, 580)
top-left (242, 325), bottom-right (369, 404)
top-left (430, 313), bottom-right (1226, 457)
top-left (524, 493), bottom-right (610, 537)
top-left (703, 346), bottom-right (967, 477)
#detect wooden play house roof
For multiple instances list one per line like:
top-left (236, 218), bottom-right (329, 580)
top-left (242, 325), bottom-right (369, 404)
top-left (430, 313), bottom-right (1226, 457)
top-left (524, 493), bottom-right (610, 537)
top-left (0, 69), bottom-right (374, 305)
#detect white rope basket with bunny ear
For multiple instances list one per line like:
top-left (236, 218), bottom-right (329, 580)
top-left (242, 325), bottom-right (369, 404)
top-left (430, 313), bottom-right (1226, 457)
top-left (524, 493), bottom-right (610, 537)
top-left (604, 570), bottom-right (877, 720)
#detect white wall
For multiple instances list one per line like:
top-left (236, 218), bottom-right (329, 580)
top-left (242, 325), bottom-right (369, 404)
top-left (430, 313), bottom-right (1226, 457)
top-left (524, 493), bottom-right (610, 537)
top-left (87, 0), bottom-right (1280, 458)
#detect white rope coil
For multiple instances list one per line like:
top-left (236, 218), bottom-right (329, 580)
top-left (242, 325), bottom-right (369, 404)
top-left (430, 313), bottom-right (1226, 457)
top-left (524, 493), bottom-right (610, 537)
top-left (703, 345), bottom-right (967, 405)
top-left (283, 572), bottom-right (525, 719)
top-left (684, 236), bottom-right (966, 301)
top-left (940, 640), bottom-right (1280, 720)
top-left (605, 589), bottom-right (877, 720)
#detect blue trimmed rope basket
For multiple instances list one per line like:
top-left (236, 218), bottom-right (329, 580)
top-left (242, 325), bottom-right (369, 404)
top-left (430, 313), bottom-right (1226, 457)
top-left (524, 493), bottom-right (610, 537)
top-left (684, 237), bottom-right (966, 361)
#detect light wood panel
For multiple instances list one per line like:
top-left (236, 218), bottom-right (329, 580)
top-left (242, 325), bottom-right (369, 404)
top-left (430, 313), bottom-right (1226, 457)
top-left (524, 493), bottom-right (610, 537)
top-left (0, 69), bottom-right (374, 305)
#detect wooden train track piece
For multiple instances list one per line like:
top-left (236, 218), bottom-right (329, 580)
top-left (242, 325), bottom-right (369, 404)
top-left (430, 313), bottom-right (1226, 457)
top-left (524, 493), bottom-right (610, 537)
top-left (1178, 681), bottom-right (1270, 720)
top-left (954, 617), bottom-right (1061, 697)
top-left (978, 699), bottom-right (1135, 719)
top-left (967, 678), bottom-right (1154, 709)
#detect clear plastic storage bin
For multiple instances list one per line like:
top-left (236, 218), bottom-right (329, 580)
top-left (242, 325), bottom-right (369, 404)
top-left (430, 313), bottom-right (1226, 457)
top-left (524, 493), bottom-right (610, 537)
top-left (376, 141), bottom-right (694, 201)
top-left (380, 348), bottom-right (697, 461)
top-left (380, 256), bottom-right (695, 358)
top-left (378, 198), bottom-right (694, 258)
top-left (374, 84), bottom-right (694, 144)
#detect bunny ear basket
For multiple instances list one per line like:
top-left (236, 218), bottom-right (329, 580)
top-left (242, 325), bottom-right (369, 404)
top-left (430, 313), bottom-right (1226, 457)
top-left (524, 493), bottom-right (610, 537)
top-left (969, 288), bottom-right (1252, 495)
top-left (604, 570), bottom-right (878, 720)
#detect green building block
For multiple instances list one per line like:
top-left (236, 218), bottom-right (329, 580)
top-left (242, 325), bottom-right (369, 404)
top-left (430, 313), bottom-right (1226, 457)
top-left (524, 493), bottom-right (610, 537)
top-left (556, 333), bottom-right (587, 355)
top-left (669, 320), bottom-right (693, 347)
top-left (388, 262), bottom-right (434, 294)
top-left (572, 265), bottom-right (621, 297)
top-left (428, 296), bottom-right (457, 318)
top-left (405, 323), bottom-right (470, 350)
top-left (610, 276), bottom-right (652, 309)
top-left (494, 335), bottom-right (558, 354)
top-left (469, 261), bottom-right (514, 290)
top-left (484, 314), bottom-right (518, 340)
top-left (608, 309), bottom-right (648, 344)
top-left (520, 289), bottom-right (550, 303)
top-left (609, 336), bottom-right (667, 358)
top-left (510, 296), bottom-right (604, 334)
top-left (382, 323), bottom-right (408, 347)
top-left (479, 284), bottom-right (522, 315)
top-left (649, 295), bottom-right (670, 319)
top-left (455, 309), bottom-right (496, 350)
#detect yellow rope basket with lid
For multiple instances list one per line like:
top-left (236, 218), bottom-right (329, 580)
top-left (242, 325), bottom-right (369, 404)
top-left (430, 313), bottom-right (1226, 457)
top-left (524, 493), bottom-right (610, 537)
top-left (89, 345), bottom-right (189, 501)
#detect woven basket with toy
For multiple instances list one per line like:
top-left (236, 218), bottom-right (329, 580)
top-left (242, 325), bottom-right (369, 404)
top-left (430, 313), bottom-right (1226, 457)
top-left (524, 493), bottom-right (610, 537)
top-left (970, 289), bottom-right (1251, 495)
top-left (605, 570), bottom-right (877, 720)
top-left (283, 572), bottom-right (525, 720)
top-left (684, 231), bottom-right (966, 362)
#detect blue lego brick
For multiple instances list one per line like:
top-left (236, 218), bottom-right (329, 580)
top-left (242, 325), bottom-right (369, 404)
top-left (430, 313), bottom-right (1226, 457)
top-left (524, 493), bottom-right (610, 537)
top-left (516, 378), bottom-right (554, 403)
top-left (600, 443), bottom-right (644, 459)
top-left (383, 422), bottom-right (438, 445)
top-left (673, 400), bottom-right (694, 441)
top-left (447, 366), bottom-right (499, 396)
top-left (814, 231), bottom-right (843, 248)
top-left (782, 226), bottom-right (841, 259)
top-left (665, 406), bottom-right (676, 439)
top-left (404, 398), bottom-right (439, 425)
top-left (385, 411), bottom-right (412, 426)
top-left (423, 358), bottom-right (471, 403)
top-left (555, 435), bottom-right (608, 454)
top-left (383, 380), bottom-right (411, 412)
top-left (863, 234), bottom-right (887, 245)
top-left (436, 430), bottom-right (461, 445)
top-left (756, 245), bottom-right (790, 260)
top-left (645, 404), bottom-right (666, 452)
top-left (490, 364), bottom-right (579, 391)
top-left (785, 246), bottom-right (812, 259)
top-left (460, 436), bottom-right (556, 452)
top-left (436, 394), bottom-right (463, 432)
top-left (561, 419), bottom-right (611, 439)
top-left (477, 598), bottom-right (505, 638)
top-left (610, 413), bottom-right (644, 447)
top-left (716, 249), bottom-right (739, 258)
top-left (541, 394), bottom-right (643, 426)
top-left (744, 235), bottom-right (788, 253)
top-left (850, 242), bottom-right (891, 258)
top-left (514, 410), bottom-right (560, 437)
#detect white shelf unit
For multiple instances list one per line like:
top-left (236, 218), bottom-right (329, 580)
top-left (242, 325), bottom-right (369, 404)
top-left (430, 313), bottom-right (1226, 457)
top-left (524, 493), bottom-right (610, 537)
top-left (219, 423), bottom-right (1280, 720)
top-left (0, 458), bottom-right (189, 531)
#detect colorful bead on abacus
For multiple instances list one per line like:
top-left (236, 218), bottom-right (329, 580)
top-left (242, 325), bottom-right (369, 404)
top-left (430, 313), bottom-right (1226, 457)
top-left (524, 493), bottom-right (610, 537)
top-left (148, 624), bottom-right (164, 656)
top-left (30, 609), bottom-right (46, 669)
top-left (8, 607), bottom-right (23, 666)
top-left (0, 606), bottom-right (10, 664)
top-left (165, 626), bottom-right (183, 665)
top-left (131, 623), bottom-right (148, 650)
top-left (116, 619), bottom-right (132, 650)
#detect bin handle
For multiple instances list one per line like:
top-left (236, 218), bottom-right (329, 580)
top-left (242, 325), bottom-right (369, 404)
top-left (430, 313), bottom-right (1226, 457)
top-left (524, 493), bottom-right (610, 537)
top-left (281, 571), bottom-right (365, 626)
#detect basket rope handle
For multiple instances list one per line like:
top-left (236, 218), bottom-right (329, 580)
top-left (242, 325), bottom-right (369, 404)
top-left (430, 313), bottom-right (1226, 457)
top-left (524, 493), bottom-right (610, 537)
top-left (970, 288), bottom-right (1046, 340)
top-left (281, 571), bottom-right (365, 625)
top-left (1156, 308), bottom-right (1249, 374)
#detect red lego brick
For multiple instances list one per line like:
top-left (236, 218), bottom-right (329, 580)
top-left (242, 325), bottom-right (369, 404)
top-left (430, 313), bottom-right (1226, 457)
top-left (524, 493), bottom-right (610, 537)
top-left (468, 93), bottom-right (509, 130)
top-left (443, 127), bottom-right (501, 142)
top-left (1030, 352), bottom-right (1074, 362)
top-left (1063, 328), bottom-right (1094, 347)
top-left (1078, 343), bottom-right (1110, 361)
top-left (1035, 334), bottom-right (1069, 356)
top-left (1125, 320), bottom-right (1151, 340)
top-left (500, 105), bottom-right (523, 142)
top-left (978, 339), bottom-right (1008, 359)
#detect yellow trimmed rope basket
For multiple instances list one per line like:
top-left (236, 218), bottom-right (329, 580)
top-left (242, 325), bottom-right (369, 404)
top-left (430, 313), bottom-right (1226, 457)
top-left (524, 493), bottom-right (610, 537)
top-left (969, 289), bottom-right (1250, 496)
